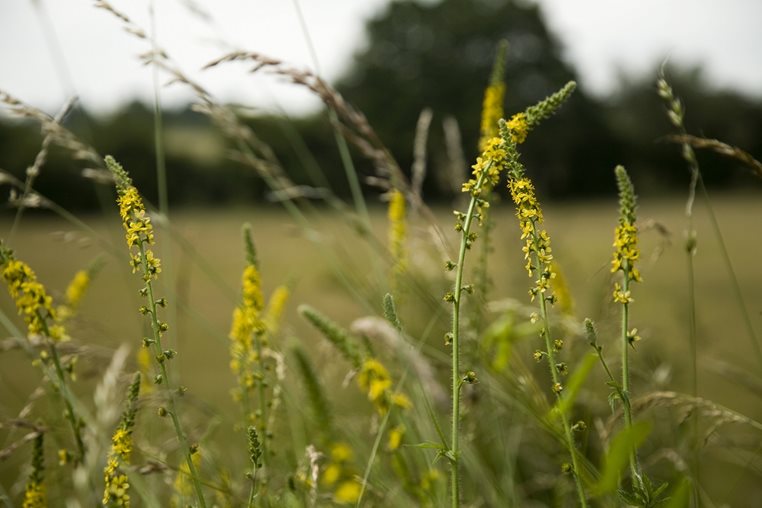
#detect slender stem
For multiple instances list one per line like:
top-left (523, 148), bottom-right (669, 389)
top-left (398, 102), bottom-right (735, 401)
top-left (686, 241), bottom-right (700, 494)
top-left (254, 333), bottom-right (268, 469)
top-left (536, 288), bottom-right (588, 508)
top-left (247, 469), bottom-right (258, 508)
top-left (150, 1), bottom-right (169, 218)
top-left (449, 171), bottom-right (488, 508)
top-left (37, 318), bottom-right (85, 461)
top-left (619, 274), bottom-right (640, 482)
top-left (140, 244), bottom-right (206, 507)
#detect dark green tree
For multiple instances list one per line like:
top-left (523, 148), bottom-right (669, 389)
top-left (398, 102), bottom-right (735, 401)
top-left (335, 0), bottom-right (619, 198)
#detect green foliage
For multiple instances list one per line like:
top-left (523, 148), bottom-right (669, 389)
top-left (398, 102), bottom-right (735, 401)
top-left (594, 421), bottom-right (652, 495)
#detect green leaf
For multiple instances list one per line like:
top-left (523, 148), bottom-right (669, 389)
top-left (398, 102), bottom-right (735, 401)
top-left (550, 353), bottom-right (597, 418)
top-left (594, 420), bottom-right (652, 495)
top-left (662, 477), bottom-right (691, 508)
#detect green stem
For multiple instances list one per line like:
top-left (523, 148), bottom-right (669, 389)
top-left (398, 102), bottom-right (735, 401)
top-left (686, 238), bottom-right (700, 493)
top-left (449, 172), bottom-right (487, 508)
top-left (247, 469), bottom-right (258, 508)
top-left (37, 318), bottom-right (85, 461)
top-left (528, 225), bottom-right (588, 507)
top-left (536, 291), bottom-right (588, 507)
top-left (254, 333), bottom-right (269, 469)
top-left (620, 275), bottom-right (640, 483)
top-left (140, 244), bottom-right (207, 507)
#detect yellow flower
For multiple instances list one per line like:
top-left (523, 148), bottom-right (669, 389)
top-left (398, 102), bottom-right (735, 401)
top-left (507, 112), bottom-right (529, 144)
top-left (387, 425), bottom-right (405, 451)
top-left (241, 265), bottom-right (264, 312)
top-left (356, 358), bottom-right (412, 415)
top-left (331, 442), bottom-right (354, 463)
top-left (391, 393), bottom-right (412, 410)
top-left (321, 463), bottom-right (341, 486)
top-left (508, 176), bottom-right (555, 300)
top-left (23, 434), bottom-right (46, 508)
top-left (22, 480), bottom-right (46, 508)
top-left (462, 137), bottom-right (509, 194)
top-left (333, 480), bottom-right (362, 505)
top-left (613, 283), bottom-right (633, 304)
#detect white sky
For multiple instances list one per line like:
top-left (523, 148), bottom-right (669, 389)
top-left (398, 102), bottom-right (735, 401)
top-left (0, 0), bottom-right (760, 116)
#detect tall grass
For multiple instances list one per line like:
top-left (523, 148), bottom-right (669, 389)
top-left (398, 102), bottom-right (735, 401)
top-left (0, 5), bottom-right (761, 508)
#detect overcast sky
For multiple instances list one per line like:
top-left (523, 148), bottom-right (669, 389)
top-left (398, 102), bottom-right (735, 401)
top-left (0, 0), bottom-right (760, 116)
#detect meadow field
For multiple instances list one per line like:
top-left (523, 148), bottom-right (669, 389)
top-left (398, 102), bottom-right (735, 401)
top-left (2, 193), bottom-right (761, 506)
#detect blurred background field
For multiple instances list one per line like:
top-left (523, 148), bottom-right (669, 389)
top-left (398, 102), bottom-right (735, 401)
top-left (2, 193), bottom-right (761, 444)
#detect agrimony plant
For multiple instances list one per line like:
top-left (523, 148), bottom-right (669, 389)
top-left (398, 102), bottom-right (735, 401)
top-left (104, 155), bottom-right (206, 507)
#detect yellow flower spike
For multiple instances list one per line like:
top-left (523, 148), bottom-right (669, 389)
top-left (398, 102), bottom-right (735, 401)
top-left (331, 442), bottom-right (354, 463)
top-left (22, 433), bottom-right (46, 508)
top-left (103, 373), bottom-right (140, 508)
top-left (479, 83), bottom-right (505, 151)
top-left (136, 347), bottom-right (154, 394)
top-left (462, 137), bottom-right (510, 194)
top-left (263, 285), bottom-right (290, 335)
top-left (0, 253), bottom-right (66, 341)
top-left (172, 448), bottom-right (202, 502)
top-left (478, 40), bottom-right (507, 151)
top-left (64, 270), bottom-right (89, 311)
top-left (387, 189), bottom-right (407, 285)
top-left (611, 165), bottom-right (642, 303)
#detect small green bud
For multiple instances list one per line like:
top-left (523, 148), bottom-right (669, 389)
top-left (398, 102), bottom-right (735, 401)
top-left (572, 420), bottom-right (587, 432)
